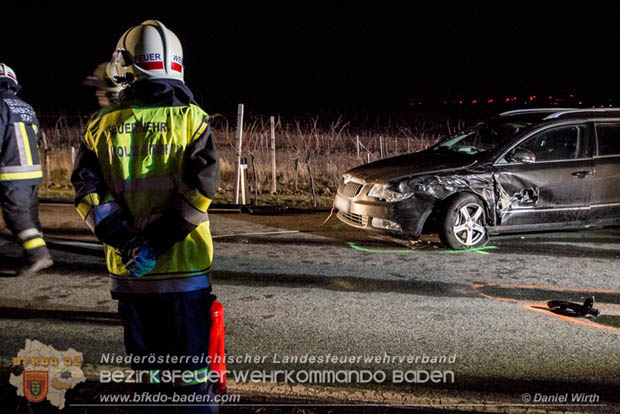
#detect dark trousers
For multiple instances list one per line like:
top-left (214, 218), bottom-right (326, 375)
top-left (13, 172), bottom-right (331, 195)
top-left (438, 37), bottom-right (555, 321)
top-left (117, 288), bottom-right (219, 414)
top-left (0, 183), bottom-right (42, 234)
top-left (0, 183), bottom-right (49, 263)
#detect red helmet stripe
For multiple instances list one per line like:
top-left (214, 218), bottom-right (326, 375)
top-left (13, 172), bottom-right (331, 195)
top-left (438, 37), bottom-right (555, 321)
top-left (171, 62), bottom-right (182, 72)
top-left (136, 61), bottom-right (164, 70)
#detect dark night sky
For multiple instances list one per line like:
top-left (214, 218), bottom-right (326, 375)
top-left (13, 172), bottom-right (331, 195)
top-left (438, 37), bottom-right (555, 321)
top-left (3, 1), bottom-right (620, 117)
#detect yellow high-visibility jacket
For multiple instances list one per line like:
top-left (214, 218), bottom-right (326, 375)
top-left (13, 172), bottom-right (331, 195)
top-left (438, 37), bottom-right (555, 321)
top-left (71, 80), bottom-right (219, 296)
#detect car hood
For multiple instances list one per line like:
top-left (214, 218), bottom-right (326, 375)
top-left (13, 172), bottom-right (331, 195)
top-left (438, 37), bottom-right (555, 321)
top-left (345, 150), bottom-right (478, 183)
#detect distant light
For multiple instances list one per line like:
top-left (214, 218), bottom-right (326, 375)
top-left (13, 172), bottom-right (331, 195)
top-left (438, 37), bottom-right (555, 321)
top-left (569, 94), bottom-right (574, 98)
top-left (472, 99), bottom-right (477, 104)
top-left (443, 100), bottom-right (447, 105)
top-left (505, 97), bottom-right (510, 102)
top-left (548, 96), bottom-right (553, 99)
top-left (418, 101), bottom-right (422, 105)
top-left (458, 100), bottom-right (463, 105)
top-left (578, 101), bottom-right (582, 105)
top-left (488, 98), bottom-right (494, 103)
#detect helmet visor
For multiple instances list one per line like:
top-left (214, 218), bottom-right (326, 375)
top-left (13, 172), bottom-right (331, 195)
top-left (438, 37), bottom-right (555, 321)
top-left (113, 49), bottom-right (134, 67)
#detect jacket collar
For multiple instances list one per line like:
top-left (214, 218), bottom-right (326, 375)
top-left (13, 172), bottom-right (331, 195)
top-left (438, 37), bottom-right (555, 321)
top-left (119, 79), bottom-right (196, 107)
top-left (0, 81), bottom-right (19, 94)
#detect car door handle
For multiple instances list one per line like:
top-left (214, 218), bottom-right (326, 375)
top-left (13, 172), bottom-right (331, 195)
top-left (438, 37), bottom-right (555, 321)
top-left (571, 170), bottom-right (593, 178)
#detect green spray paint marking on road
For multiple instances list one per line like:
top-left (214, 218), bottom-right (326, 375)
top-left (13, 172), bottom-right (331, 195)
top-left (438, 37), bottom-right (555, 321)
top-left (347, 242), bottom-right (498, 255)
top-left (332, 223), bottom-right (345, 229)
top-left (441, 245), bottom-right (498, 255)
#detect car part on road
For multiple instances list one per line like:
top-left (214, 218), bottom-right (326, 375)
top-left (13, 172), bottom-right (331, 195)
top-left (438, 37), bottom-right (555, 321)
top-left (439, 193), bottom-right (488, 249)
top-left (547, 297), bottom-right (600, 317)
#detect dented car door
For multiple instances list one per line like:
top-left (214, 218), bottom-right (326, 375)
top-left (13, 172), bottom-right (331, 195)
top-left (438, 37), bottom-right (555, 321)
top-left (494, 124), bottom-right (593, 227)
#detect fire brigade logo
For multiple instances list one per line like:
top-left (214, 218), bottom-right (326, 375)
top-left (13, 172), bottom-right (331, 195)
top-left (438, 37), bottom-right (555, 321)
top-left (10, 339), bottom-right (86, 409)
top-left (23, 371), bottom-right (49, 403)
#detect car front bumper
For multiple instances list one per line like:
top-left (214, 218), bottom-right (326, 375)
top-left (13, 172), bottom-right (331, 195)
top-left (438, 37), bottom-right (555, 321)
top-left (334, 181), bottom-right (434, 238)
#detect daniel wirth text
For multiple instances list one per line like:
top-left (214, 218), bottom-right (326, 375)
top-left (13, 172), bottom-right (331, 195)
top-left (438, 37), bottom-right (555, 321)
top-left (532, 393), bottom-right (600, 404)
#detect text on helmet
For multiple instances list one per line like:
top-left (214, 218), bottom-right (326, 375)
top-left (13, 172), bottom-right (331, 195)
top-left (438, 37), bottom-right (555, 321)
top-left (135, 53), bottom-right (162, 63)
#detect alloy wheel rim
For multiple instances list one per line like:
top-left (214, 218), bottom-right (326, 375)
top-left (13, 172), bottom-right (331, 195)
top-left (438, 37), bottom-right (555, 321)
top-left (452, 203), bottom-right (485, 247)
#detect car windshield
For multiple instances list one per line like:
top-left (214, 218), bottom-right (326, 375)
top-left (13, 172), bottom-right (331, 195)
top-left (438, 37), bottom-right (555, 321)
top-left (433, 121), bottom-right (528, 155)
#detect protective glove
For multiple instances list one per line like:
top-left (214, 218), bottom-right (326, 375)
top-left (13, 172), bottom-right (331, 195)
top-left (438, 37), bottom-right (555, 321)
top-left (119, 236), bottom-right (158, 277)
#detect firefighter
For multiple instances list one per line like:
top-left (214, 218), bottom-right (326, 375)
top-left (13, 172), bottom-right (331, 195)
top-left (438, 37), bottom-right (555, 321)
top-left (0, 63), bottom-right (53, 276)
top-left (71, 21), bottom-right (220, 413)
top-left (83, 61), bottom-right (123, 107)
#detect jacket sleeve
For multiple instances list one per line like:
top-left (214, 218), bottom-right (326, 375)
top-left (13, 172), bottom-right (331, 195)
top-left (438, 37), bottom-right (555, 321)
top-left (0, 100), bottom-right (7, 151)
top-left (141, 116), bottom-right (220, 253)
top-left (70, 142), bottom-right (138, 248)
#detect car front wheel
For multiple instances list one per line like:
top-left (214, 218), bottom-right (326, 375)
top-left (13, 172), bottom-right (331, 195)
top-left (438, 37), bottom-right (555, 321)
top-left (439, 193), bottom-right (488, 249)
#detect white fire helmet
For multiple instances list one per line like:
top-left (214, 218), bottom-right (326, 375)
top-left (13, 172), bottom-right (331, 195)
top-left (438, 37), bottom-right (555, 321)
top-left (0, 63), bottom-right (18, 86)
top-left (112, 20), bottom-right (184, 85)
top-left (83, 62), bottom-right (124, 107)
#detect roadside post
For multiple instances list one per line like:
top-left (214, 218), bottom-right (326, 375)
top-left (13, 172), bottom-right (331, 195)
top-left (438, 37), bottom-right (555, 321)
top-left (234, 103), bottom-right (245, 204)
top-left (239, 157), bottom-right (249, 205)
top-left (270, 116), bottom-right (277, 194)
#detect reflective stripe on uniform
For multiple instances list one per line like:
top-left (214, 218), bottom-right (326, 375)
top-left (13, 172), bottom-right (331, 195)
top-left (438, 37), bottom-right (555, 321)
top-left (0, 170), bottom-right (43, 181)
top-left (110, 176), bottom-right (176, 194)
top-left (84, 202), bottom-right (123, 232)
top-left (76, 193), bottom-right (101, 220)
top-left (175, 196), bottom-right (209, 225)
top-left (0, 165), bottom-right (42, 174)
top-left (17, 228), bottom-right (41, 242)
top-left (179, 184), bottom-right (211, 213)
top-left (18, 123), bottom-right (33, 165)
top-left (190, 115), bottom-right (209, 141)
top-left (24, 238), bottom-right (46, 250)
top-left (110, 273), bottom-right (210, 294)
top-left (13, 122), bottom-right (29, 166)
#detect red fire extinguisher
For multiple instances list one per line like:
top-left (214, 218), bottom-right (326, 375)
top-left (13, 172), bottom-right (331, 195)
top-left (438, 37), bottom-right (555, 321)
top-left (209, 301), bottom-right (227, 394)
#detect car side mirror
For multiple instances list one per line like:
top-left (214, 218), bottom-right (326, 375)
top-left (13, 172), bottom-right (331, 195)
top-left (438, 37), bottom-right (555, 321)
top-left (509, 148), bottom-right (536, 164)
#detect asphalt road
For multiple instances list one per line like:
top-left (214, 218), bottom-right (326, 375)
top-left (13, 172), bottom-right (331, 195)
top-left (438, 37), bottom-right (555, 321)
top-left (1, 202), bottom-right (619, 413)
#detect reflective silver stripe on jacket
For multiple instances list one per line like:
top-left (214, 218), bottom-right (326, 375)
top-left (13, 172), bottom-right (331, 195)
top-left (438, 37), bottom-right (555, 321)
top-left (13, 122), bottom-right (29, 165)
top-left (84, 202), bottom-right (122, 232)
top-left (0, 165), bottom-right (42, 173)
top-left (175, 196), bottom-right (209, 226)
top-left (110, 274), bottom-right (210, 294)
top-left (110, 176), bottom-right (176, 194)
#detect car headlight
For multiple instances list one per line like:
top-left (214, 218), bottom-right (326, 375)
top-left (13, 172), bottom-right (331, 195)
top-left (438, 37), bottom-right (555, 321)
top-left (368, 184), bottom-right (413, 202)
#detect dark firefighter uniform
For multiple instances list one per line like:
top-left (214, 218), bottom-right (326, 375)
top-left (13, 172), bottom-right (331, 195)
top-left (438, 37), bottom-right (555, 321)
top-left (0, 79), bottom-right (52, 273)
top-left (71, 79), bottom-right (220, 410)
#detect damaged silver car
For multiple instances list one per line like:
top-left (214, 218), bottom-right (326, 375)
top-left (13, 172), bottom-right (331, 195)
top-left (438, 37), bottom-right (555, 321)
top-left (334, 108), bottom-right (620, 248)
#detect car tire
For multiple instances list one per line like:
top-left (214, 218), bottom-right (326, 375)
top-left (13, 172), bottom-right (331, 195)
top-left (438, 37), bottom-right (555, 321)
top-left (439, 193), bottom-right (489, 249)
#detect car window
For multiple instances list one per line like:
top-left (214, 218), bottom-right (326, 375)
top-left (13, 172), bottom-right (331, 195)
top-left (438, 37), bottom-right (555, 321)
top-left (595, 123), bottom-right (620, 156)
top-left (435, 121), bottom-right (528, 155)
top-left (513, 125), bottom-right (587, 162)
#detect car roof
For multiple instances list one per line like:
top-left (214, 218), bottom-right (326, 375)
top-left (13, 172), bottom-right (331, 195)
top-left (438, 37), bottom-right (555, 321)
top-left (496, 107), bottom-right (620, 123)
